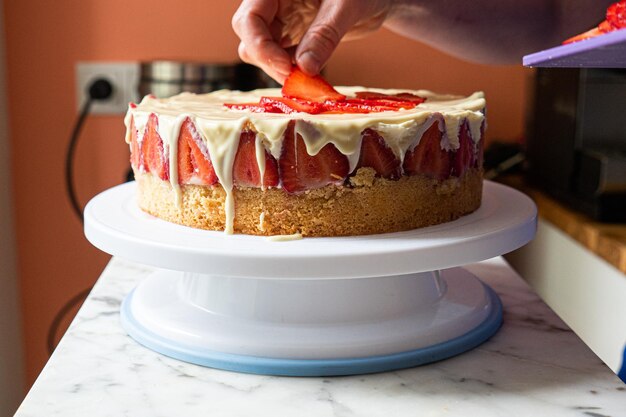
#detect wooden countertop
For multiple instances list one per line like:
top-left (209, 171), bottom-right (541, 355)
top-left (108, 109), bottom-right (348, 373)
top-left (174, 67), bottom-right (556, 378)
top-left (499, 176), bottom-right (626, 274)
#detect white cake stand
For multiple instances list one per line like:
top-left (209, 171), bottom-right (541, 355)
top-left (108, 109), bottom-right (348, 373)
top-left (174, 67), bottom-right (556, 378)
top-left (84, 181), bottom-right (536, 376)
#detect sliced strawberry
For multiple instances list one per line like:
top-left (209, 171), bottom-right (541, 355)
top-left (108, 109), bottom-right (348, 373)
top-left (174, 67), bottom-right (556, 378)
top-left (282, 67), bottom-right (346, 103)
top-left (225, 71), bottom-right (426, 115)
top-left (599, 20), bottom-right (614, 32)
top-left (352, 98), bottom-right (417, 109)
top-left (452, 121), bottom-right (474, 177)
top-left (563, 27), bottom-right (605, 44)
top-left (356, 129), bottom-right (402, 179)
top-left (325, 99), bottom-right (408, 113)
top-left (279, 122), bottom-right (349, 194)
top-left (233, 130), bottom-right (279, 188)
top-left (355, 91), bottom-right (426, 104)
top-left (607, 1), bottom-right (626, 29)
top-left (403, 122), bottom-right (451, 180)
top-left (177, 118), bottom-right (218, 185)
top-left (128, 117), bottom-right (142, 170)
top-left (260, 96), bottom-right (325, 114)
top-left (224, 102), bottom-right (274, 113)
top-left (564, 1), bottom-right (626, 44)
top-left (142, 114), bottom-right (169, 181)
top-left (393, 93), bottom-right (427, 103)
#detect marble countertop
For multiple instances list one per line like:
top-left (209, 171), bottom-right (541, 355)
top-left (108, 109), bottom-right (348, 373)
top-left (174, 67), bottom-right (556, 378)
top-left (16, 257), bottom-right (625, 416)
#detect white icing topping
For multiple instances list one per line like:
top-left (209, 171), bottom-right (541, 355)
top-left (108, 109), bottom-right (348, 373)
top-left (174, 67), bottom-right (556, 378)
top-left (158, 114), bottom-right (187, 206)
top-left (194, 117), bottom-right (246, 234)
top-left (125, 87), bottom-right (486, 235)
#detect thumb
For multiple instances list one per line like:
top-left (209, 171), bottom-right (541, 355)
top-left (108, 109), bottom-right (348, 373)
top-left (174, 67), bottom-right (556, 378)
top-left (295, 2), bottom-right (356, 75)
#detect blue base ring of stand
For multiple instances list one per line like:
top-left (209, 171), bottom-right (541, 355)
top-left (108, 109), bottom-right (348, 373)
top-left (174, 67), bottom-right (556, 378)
top-left (121, 285), bottom-right (502, 377)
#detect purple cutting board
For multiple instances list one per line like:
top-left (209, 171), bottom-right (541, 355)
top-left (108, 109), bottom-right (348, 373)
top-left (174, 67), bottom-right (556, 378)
top-left (523, 28), bottom-right (626, 67)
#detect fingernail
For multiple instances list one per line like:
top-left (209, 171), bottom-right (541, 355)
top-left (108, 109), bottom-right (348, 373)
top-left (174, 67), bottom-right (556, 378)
top-left (297, 51), bottom-right (321, 75)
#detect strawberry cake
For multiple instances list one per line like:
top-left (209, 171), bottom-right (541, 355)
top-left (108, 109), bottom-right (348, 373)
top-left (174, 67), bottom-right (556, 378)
top-left (125, 69), bottom-right (485, 237)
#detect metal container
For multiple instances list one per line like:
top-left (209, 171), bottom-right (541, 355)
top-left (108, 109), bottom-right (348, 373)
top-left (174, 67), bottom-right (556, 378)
top-left (138, 61), bottom-right (278, 98)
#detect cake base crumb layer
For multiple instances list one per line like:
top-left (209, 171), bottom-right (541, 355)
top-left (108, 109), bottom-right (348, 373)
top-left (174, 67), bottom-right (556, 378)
top-left (136, 168), bottom-right (483, 237)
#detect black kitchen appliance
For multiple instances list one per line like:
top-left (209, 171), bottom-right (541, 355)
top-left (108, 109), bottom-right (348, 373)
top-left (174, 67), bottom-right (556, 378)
top-left (526, 67), bottom-right (626, 222)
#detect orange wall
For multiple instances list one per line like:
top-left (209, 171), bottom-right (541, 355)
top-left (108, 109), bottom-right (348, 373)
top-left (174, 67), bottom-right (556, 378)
top-left (4, 0), bottom-right (531, 386)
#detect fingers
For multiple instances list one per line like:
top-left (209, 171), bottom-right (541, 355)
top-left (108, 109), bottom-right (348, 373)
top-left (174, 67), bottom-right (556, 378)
top-left (233, 0), bottom-right (387, 82)
top-left (232, 0), bottom-right (292, 83)
top-left (238, 41), bottom-right (289, 84)
top-left (295, 1), bottom-right (356, 75)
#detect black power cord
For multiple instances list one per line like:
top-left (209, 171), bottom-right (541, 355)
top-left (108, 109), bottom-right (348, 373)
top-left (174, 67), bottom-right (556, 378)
top-left (47, 78), bottom-right (114, 355)
top-left (66, 79), bottom-right (113, 223)
top-left (46, 286), bottom-right (94, 354)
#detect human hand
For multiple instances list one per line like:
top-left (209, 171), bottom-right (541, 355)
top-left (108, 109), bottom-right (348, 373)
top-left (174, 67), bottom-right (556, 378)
top-left (232, 0), bottom-right (393, 83)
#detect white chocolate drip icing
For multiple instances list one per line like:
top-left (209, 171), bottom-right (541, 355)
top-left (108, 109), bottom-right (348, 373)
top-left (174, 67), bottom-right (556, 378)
top-left (194, 117), bottom-right (246, 234)
top-left (125, 88), bottom-right (486, 235)
top-left (158, 114), bottom-right (187, 206)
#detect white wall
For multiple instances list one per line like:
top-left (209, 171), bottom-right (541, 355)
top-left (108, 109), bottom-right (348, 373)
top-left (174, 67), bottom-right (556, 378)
top-left (0, 0), bottom-right (26, 413)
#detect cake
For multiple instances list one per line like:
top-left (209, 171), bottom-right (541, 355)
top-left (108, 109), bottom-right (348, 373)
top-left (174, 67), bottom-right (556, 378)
top-left (124, 70), bottom-right (486, 237)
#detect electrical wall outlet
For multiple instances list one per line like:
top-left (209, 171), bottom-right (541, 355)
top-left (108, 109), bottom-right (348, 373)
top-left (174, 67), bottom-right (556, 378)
top-left (76, 62), bottom-right (139, 115)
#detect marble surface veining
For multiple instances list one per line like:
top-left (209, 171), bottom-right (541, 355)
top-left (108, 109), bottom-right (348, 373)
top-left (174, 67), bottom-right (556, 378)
top-left (16, 257), bottom-right (626, 417)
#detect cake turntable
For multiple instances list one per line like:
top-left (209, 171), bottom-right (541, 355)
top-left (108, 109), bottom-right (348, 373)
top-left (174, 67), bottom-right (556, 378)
top-left (84, 180), bottom-right (536, 376)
